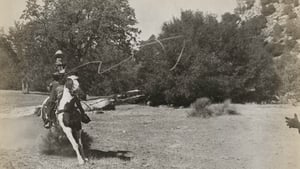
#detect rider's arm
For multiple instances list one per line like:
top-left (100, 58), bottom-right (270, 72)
top-left (286, 114), bottom-right (300, 134)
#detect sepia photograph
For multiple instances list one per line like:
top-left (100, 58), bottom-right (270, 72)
top-left (0, 0), bottom-right (300, 168)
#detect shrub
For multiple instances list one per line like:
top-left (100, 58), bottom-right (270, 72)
top-left (282, 0), bottom-right (298, 5)
top-left (295, 0), bottom-right (299, 6)
top-left (266, 42), bottom-right (284, 57)
top-left (188, 97), bottom-right (213, 118)
top-left (286, 20), bottom-right (300, 39)
top-left (273, 23), bottom-right (283, 34)
top-left (261, 4), bottom-right (276, 16)
top-left (188, 98), bottom-right (239, 118)
top-left (192, 97), bottom-right (211, 111)
top-left (261, 0), bottom-right (279, 6)
top-left (288, 12), bottom-right (297, 19)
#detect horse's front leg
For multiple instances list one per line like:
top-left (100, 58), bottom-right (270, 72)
top-left (57, 114), bottom-right (85, 164)
top-left (77, 130), bottom-right (88, 162)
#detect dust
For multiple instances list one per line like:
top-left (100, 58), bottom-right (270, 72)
top-left (0, 115), bottom-right (93, 157)
top-left (0, 116), bottom-right (44, 150)
top-left (38, 126), bottom-right (92, 156)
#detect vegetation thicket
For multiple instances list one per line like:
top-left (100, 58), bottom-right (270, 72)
top-left (0, 0), bottom-right (291, 106)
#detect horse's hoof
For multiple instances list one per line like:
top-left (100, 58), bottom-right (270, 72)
top-left (78, 159), bottom-right (85, 165)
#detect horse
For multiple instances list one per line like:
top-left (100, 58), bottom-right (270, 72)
top-left (35, 75), bottom-right (89, 164)
top-left (35, 75), bottom-right (88, 164)
top-left (54, 75), bottom-right (88, 164)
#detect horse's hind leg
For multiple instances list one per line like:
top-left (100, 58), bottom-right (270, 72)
top-left (77, 130), bottom-right (88, 161)
top-left (58, 114), bottom-right (84, 164)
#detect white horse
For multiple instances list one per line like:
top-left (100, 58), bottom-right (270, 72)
top-left (55, 75), bottom-right (88, 164)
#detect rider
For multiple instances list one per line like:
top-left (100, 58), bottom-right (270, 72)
top-left (44, 50), bottom-right (89, 128)
top-left (44, 50), bottom-right (66, 128)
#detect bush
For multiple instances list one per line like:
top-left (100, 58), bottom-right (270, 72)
top-left (188, 98), bottom-right (239, 118)
top-left (288, 12), bottom-right (297, 19)
top-left (188, 97), bottom-right (213, 118)
top-left (192, 97), bottom-right (211, 111)
top-left (266, 42), bottom-right (284, 57)
top-left (261, 4), bottom-right (276, 16)
top-left (295, 0), bottom-right (299, 6)
top-left (286, 20), bottom-right (300, 39)
top-left (282, 0), bottom-right (298, 5)
top-left (282, 4), bottom-right (293, 16)
top-left (261, 0), bottom-right (279, 6)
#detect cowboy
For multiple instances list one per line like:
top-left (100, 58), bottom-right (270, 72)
top-left (44, 50), bottom-right (89, 128)
top-left (54, 50), bottom-right (67, 74)
top-left (43, 50), bottom-right (67, 128)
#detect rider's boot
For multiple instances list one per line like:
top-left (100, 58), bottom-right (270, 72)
top-left (44, 101), bottom-right (56, 129)
top-left (44, 120), bottom-right (51, 129)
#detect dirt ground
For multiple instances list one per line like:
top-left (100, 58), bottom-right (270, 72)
top-left (0, 90), bottom-right (300, 169)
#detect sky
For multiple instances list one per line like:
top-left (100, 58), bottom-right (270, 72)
top-left (0, 0), bottom-right (237, 40)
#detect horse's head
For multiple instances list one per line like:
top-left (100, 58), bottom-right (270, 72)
top-left (66, 75), bottom-right (80, 91)
top-left (65, 75), bottom-right (86, 100)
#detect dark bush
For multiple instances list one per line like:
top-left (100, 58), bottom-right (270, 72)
top-left (261, 4), bottom-right (276, 16)
top-left (266, 42), bottom-right (284, 57)
top-left (288, 12), bottom-right (297, 19)
top-left (282, 0), bottom-right (298, 5)
top-left (261, 0), bottom-right (279, 6)
top-left (286, 20), bottom-right (300, 39)
top-left (282, 5), bottom-right (293, 16)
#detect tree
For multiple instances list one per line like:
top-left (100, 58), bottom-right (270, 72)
top-left (0, 27), bottom-right (25, 90)
top-left (136, 11), bottom-right (279, 106)
top-left (2, 0), bottom-right (139, 94)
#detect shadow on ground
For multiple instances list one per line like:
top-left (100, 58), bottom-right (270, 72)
top-left (87, 149), bottom-right (133, 161)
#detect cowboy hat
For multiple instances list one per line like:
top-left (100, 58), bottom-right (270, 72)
top-left (54, 50), bottom-right (63, 55)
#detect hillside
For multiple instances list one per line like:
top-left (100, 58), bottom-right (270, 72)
top-left (236, 0), bottom-right (300, 99)
top-left (237, 0), bottom-right (300, 57)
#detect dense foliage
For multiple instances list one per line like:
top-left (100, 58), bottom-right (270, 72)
top-left (0, 0), bottom-right (139, 94)
top-left (136, 11), bottom-right (280, 106)
top-left (236, 0), bottom-right (300, 102)
top-left (0, 1), bottom-right (283, 105)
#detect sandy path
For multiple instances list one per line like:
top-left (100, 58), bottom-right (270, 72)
top-left (0, 91), bottom-right (300, 168)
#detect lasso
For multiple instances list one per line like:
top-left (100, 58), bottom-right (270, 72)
top-left (66, 35), bottom-right (186, 75)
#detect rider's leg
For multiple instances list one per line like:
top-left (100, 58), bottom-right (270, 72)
top-left (44, 101), bottom-right (56, 128)
top-left (44, 88), bottom-right (57, 128)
